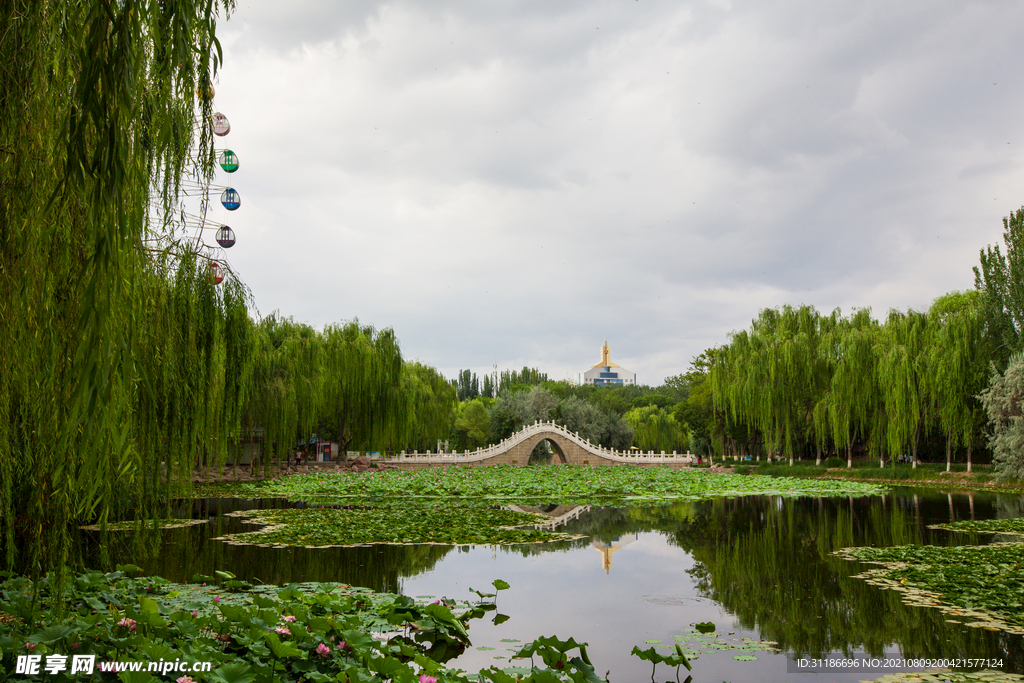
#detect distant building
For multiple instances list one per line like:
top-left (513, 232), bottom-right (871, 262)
top-left (577, 340), bottom-right (636, 386)
top-left (591, 533), bottom-right (639, 574)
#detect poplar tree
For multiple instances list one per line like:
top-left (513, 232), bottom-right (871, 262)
top-left (974, 207), bottom-right (1024, 365)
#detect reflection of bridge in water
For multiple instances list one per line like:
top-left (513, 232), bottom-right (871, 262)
top-left (506, 504), bottom-right (591, 530)
top-left (392, 420), bottom-right (694, 468)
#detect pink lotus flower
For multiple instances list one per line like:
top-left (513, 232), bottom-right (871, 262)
top-left (117, 617), bottom-right (137, 632)
top-left (25, 642), bottom-right (35, 651)
top-left (192, 611), bottom-right (198, 617)
top-left (70, 642), bottom-right (79, 650)
top-left (282, 615), bottom-right (297, 622)
top-left (274, 626), bottom-right (291, 636)
top-left (202, 582), bottom-right (207, 586)
top-left (213, 596), bottom-right (220, 603)
top-left (420, 675), bottom-right (438, 683)
top-left (336, 640), bottom-right (349, 651)
top-left (176, 677), bottom-right (196, 683)
top-left (316, 643), bottom-right (331, 658)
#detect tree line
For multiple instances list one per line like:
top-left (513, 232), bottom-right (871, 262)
top-left (705, 207), bottom-right (1024, 474)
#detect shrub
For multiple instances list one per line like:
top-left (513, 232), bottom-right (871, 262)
top-left (823, 456), bottom-right (845, 468)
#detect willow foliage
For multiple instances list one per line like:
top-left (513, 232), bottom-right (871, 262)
top-left (239, 318), bottom-right (456, 463)
top-left (624, 405), bottom-right (688, 453)
top-left (712, 305), bottom-right (834, 462)
top-left (1, 0), bottom-right (234, 575)
top-left (877, 309), bottom-right (930, 466)
top-left (711, 300), bottom-right (994, 468)
top-left (1, 0), bottom-right (458, 580)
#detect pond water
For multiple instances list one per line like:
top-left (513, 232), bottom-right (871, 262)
top-left (83, 487), bottom-right (1024, 682)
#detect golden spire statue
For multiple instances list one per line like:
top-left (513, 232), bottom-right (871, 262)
top-left (592, 339), bottom-right (620, 369)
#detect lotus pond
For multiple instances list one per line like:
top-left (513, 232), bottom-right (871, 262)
top-left (63, 467), bottom-right (1024, 682)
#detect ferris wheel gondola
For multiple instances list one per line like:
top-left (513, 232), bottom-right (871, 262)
top-left (212, 112), bottom-right (230, 136)
top-left (218, 149), bottom-right (239, 173)
top-left (220, 187), bottom-right (240, 210)
top-left (215, 226), bottom-right (236, 248)
top-left (207, 260), bottom-right (225, 285)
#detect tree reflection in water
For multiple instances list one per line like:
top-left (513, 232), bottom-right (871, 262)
top-left (495, 491), bottom-right (1024, 669)
top-left (79, 498), bottom-right (453, 594)
top-left (78, 489), bottom-right (1024, 671)
top-left (662, 493), bottom-right (1022, 669)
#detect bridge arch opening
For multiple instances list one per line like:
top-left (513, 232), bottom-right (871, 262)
top-left (528, 438), bottom-right (567, 465)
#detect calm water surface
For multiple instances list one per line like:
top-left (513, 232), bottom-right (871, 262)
top-left (84, 488), bottom-right (1024, 683)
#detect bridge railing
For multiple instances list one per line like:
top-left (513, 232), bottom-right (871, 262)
top-left (391, 420), bottom-right (696, 465)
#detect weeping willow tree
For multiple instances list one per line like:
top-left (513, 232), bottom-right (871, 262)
top-left (930, 291), bottom-right (989, 472)
top-left (818, 308), bottom-right (879, 468)
top-left (0, 0), bottom-right (234, 575)
top-left (393, 362), bottom-right (459, 452)
top-left (319, 322), bottom-right (403, 453)
top-left (241, 315), bottom-right (325, 473)
top-left (623, 405), bottom-right (688, 453)
top-left (710, 299), bottom-right (995, 470)
top-left (712, 305), bottom-right (834, 464)
top-left (239, 319), bottom-right (456, 463)
top-left (877, 309), bottom-right (932, 468)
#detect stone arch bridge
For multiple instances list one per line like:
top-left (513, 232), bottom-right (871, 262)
top-left (391, 420), bottom-right (694, 468)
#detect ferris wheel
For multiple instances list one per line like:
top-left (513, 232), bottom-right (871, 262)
top-left (179, 99), bottom-right (243, 286)
top-left (142, 81), bottom-right (246, 286)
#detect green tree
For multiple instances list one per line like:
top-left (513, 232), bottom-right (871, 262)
top-left (660, 374), bottom-right (692, 402)
top-left (979, 353), bottom-right (1024, 480)
top-left (713, 306), bottom-right (833, 465)
top-left (491, 386), bottom-right (558, 433)
top-left (624, 406), bottom-right (688, 453)
top-left (555, 397), bottom-right (633, 450)
top-left (974, 207), bottom-right (1024, 365)
top-left (454, 399), bottom-right (492, 450)
top-left (930, 291), bottom-right (990, 472)
top-left (877, 309), bottom-right (932, 468)
top-left (452, 369), bottom-right (480, 401)
top-left (674, 352), bottom-right (717, 457)
top-left (395, 362), bottom-right (458, 452)
top-left (631, 394), bottom-right (674, 410)
top-left (819, 308), bottom-right (879, 467)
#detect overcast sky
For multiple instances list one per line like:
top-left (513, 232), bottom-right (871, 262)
top-left (204, 0), bottom-right (1024, 386)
